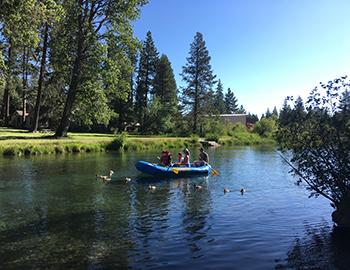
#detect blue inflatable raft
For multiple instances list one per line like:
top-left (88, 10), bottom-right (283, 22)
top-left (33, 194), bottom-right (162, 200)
top-left (135, 161), bottom-right (211, 177)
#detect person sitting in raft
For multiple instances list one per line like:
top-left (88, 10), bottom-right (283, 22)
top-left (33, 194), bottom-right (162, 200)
top-left (160, 150), bottom-right (172, 166)
top-left (194, 147), bottom-right (209, 166)
top-left (182, 148), bottom-right (190, 167)
top-left (199, 147), bottom-right (209, 163)
top-left (177, 152), bottom-right (183, 164)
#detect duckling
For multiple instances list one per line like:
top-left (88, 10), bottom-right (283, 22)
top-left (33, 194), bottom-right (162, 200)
top-left (96, 170), bottom-right (114, 183)
top-left (148, 185), bottom-right (156, 190)
top-left (96, 174), bottom-right (108, 181)
top-left (103, 177), bottom-right (112, 183)
top-left (125, 177), bottom-right (132, 184)
top-left (194, 184), bottom-right (203, 189)
top-left (224, 188), bottom-right (231, 193)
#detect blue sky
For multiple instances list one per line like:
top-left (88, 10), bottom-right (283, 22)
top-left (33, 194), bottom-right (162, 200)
top-left (133, 0), bottom-right (350, 115)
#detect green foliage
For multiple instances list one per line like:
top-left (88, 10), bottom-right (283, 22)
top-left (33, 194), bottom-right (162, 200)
top-left (144, 96), bottom-right (176, 134)
top-left (214, 79), bottom-right (226, 114)
top-left (224, 88), bottom-right (238, 113)
top-left (200, 116), bottom-right (225, 137)
top-left (0, 50), bottom-right (5, 91)
top-left (253, 118), bottom-right (277, 137)
top-left (276, 76), bottom-right (350, 227)
top-left (153, 54), bottom-right (177, 104)
top-left (135, 31), bottom-right (159, 130)
top-left (188, 134), bottom-right (200, 143)
top-left (144, 54), bottom-right (178, 134)
top-left (73, 79), bottom-right (116, 127)
top-left (181, 32), bottom-right (216, 133)
top-left (220, 132), bottom-right (275, 146)
top-left (205, 133), bottom-right (220, 142)
top-left (228, 123), bottom-right (247, 134)
top-left (107, 132), bottom-right (128, 151)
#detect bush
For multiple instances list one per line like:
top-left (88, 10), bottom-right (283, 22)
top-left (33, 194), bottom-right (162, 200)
top-left (253, 118), bottom-right (277, 137)
top-left (189, 134), bottom-right (199, 143)
top-left (205, 133), bottom-right (220, 142)
top-left (106, 132), bottom-right (127, 151)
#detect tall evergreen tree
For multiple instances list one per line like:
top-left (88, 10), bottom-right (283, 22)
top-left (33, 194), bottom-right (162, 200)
top-left (135, 31), bottom-right (159, 132)
top-left (153, 54), bottom-right (177, 104)
top-left (106, 24), bottom-right (139, 132)
top-left (181, 32), bottom-right (216, 133)
top-left (237, 104), bottom-right (246, 114)
top-left (265, 108), bottom-right (272, 118)
top-left (224, 88), bottom-right (238, 113)
top-left (279, 98), bottom-right (292, 126)
top-left (272, 106), bottom-right (279, 118)
top-left (214, 79), bottom-right (225, 114)
top-left (146, 54), bottom-right (178, 134)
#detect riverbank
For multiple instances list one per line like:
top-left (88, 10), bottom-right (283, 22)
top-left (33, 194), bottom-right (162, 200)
top-left (0, 128), bottom-right (275, 157)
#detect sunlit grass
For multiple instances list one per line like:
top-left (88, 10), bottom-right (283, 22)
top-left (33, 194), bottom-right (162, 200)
top-left (0, 127), bottom-right (274, 157)
top-left (0, 128), bottom-right (198, 156)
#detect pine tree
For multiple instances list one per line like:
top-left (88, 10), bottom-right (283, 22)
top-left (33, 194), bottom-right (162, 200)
top-left (181, 32), bottom-right (216, 133)
top-left (147, 54), bottom-right (178, 134)
top-left (224, 88), bottom-right (238, 113)
top-left (247, 113), bottom-right (259, 124)
top-left (265, 108), bottom-right (272, 118)
top-left (135, 31), bottom-right (159, 132)
top-left (279, 98), bottom-right (292, 126)
top-left (272, 106), bottom-right (278, 118)
top-left (237, 104), bottom-right (246, 114)
top-left (214, 79), bottom-right (225, 114)
top-left (153, 54), bottom-right (177, 104)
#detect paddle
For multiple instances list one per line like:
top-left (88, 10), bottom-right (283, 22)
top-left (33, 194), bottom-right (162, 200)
top-left (207, 164), bottom-right (219, 176)
top-left (172, 168), bottom-right (180, 174)
top-left (211, 168), bottom-right (219, 176)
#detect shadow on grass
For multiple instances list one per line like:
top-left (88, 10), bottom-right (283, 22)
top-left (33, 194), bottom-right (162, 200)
top-left (0, 135), bottom-right (55, 140)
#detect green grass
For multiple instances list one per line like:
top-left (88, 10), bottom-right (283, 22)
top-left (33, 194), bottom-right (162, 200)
top-left (0, 127), bottom-right (199, 157)
top-left (219, 132), bottom-right (276, 146)
top-left (0, 127), bottom-right (275, 157)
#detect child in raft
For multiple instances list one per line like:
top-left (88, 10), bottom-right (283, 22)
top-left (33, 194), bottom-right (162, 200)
top-left (159, 150), bottom-right (172, 166)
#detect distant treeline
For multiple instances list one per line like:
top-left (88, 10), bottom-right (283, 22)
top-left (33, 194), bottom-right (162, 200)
top-left (0, 1), bottom-right (257, 137)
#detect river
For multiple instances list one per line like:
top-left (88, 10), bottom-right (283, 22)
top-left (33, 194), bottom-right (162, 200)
top-left (0, 146), bottom-right (349, 269)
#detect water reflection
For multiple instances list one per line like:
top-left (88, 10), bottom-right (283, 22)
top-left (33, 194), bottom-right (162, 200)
top-left (276, 223), bottom-right (350, 269)
top-left (181, 177), bottom-right (212, 258)
top-left (0, 148), bottom-right (344, 269)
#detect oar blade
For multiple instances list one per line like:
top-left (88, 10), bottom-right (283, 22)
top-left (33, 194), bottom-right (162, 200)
top-left (211, 169), bottom-right (219, 176)
top-left (172, 168), bottom-right (179, 174)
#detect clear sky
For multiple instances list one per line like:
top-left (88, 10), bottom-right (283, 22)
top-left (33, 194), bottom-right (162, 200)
top-left (133, 0), bottom-right (350, 115)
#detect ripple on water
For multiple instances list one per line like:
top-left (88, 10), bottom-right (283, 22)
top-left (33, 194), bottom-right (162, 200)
top-left (0, 148), bottom-right (345, 269)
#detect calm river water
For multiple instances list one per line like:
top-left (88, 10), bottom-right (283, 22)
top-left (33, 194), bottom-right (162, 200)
top-left (0, 146), bottom-right (349, 269)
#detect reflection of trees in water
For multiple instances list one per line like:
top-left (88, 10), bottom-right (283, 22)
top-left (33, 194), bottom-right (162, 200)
top-left (276, 222), bottom-right (350, 269)
top-left (128, 181), bottom-right (171, 263)
top-left (181, 178), bottom-right (212, 257)
top-left (0, 180), bottom-right (133, 269)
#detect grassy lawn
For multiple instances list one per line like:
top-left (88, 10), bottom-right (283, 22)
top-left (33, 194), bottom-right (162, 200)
top-left (0, 127), bottom-right (274, 157)
top-left (0, 127), bottom-right (197, 156)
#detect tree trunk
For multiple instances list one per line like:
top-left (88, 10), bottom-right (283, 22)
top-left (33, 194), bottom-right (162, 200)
top-left (2, 39), bottom-right (12, 126)
top-left (32, 23), bottom-right (49, 132)
top-left (332, 198), bottom-right (350, 229)
top-left (54, 16), bottom-right (84, 138)
top-left (193, 81), bottom-right (198, 133)
top-left (21, 47), bottom-right (28, 128)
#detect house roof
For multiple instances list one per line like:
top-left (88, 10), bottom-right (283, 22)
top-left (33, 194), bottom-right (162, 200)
top-left (219, 114), bottom-right (248, 117)
top-left (204, 114), bottom-right (248, 117)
